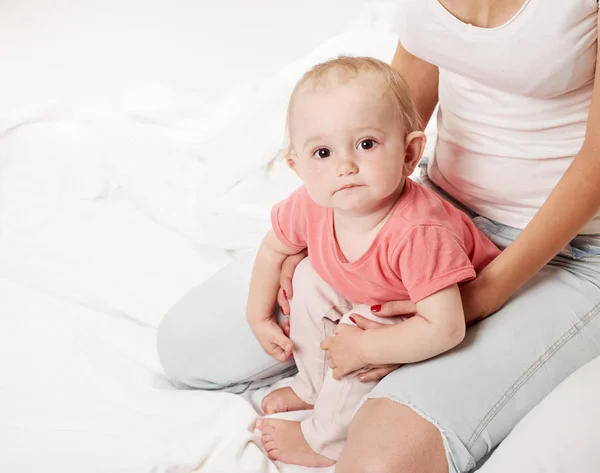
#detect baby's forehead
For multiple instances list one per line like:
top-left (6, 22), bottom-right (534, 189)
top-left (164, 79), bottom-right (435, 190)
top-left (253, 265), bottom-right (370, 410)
top-left (296, 69), bottom-right (386, 97)
top-left (291, 73), bottom-right (391, 117)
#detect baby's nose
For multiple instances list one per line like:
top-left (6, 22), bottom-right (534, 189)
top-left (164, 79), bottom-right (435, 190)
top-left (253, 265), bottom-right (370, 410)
top-left (337, 156), bottom-right (358, 175)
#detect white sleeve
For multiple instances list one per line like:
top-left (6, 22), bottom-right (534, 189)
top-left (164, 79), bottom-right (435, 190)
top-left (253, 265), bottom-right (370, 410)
top-left (390, 0), bottom-right (410, 45)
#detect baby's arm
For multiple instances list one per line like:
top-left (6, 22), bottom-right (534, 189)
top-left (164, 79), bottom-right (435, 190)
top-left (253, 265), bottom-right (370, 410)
top-left (247, 229), bottom-right (305, 362)
top-left (358, 284), bottom-right (466, 365)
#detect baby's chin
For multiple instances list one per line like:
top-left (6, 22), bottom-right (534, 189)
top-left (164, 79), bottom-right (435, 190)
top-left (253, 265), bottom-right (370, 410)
top-left (330, 196), bottom-right (380, 214)
top-left (311, 188), bottom-right (390, 212)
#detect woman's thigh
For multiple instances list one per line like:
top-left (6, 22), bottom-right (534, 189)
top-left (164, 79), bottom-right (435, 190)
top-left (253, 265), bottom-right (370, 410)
top-left (362, 258), bottom-right (600, 473)
top-left (156, 250), bottom-right (296, 393)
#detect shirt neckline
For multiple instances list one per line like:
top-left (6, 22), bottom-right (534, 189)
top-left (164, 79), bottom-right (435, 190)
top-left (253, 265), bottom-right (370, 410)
top-left (327, 179), bottom-right (416, 269)
top-left (428, 0), bottom-right (533, 36)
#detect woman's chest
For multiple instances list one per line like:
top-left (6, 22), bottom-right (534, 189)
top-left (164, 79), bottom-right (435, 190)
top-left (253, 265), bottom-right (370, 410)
top-left (401, 0), bottom-right (598, 98)
top-left (437, 0), bottom-right (528, 29)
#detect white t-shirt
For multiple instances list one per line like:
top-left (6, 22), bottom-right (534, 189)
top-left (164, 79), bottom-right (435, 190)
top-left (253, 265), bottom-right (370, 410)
top-left (394, 0), bottom-right (600, 233)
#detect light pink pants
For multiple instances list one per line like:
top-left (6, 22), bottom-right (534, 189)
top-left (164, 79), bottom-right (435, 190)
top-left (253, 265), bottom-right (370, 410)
top-left (288, 258), bottom-right (405, 460)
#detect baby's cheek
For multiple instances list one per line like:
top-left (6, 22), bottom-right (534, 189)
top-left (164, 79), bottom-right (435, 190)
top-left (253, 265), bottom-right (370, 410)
top-left (304, 183), bottom-right (332, 207)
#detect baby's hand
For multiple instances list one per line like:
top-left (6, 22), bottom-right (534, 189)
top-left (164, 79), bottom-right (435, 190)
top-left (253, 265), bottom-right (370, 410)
top-left (251, 319), bottom-right (294, 363)
top-left (320, 323), bottom-right (368, 379)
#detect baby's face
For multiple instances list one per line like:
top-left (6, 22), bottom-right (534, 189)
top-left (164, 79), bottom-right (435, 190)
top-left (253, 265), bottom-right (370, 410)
top-left (288, 76), bottom-right (408, 214)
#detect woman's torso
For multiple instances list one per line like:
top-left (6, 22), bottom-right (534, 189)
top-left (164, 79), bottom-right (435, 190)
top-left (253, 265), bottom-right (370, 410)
top-left (394, 0), bottom-right (600, 233)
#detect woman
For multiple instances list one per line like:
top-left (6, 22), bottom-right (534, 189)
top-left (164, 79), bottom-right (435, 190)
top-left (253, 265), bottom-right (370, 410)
top-left (158, 1), bottom-right (600, 471)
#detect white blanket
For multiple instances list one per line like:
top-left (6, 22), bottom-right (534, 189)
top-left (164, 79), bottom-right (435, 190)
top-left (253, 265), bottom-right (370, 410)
top-left (0, 3), bottom-right (417, 472)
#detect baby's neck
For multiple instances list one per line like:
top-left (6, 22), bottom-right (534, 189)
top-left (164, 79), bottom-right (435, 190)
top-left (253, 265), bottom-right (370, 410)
top-left (334, 181), bottom-right (405, 235)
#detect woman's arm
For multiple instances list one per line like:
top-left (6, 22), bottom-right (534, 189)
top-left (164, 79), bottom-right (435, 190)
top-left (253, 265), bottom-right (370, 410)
top-left (390, 41), bottom-right (440, 128)
top-left (465, 21), bottom-right (600, 323)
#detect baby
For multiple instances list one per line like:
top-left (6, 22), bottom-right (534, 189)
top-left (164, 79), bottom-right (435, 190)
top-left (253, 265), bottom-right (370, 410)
top-left (246, 57), bottom-right (500, 467)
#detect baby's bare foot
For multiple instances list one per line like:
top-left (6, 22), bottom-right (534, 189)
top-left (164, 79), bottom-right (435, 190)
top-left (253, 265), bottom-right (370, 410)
top-left (261, 387), bottom-right (313, 414)
top-left (256, 418), bottom-right (335, 467)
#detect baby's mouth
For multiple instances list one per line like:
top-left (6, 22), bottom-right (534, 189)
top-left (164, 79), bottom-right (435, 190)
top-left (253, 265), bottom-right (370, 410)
top-left (334, 184), bottom-right (363, 194)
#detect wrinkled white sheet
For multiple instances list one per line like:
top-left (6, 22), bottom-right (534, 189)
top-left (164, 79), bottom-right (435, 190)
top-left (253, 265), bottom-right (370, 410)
top-left (0, 2), bottom-right (412, 472)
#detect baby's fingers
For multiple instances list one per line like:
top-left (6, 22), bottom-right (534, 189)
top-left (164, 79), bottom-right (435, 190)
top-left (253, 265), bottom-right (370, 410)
top-left (270, 345), bottom-right (289, 362)
top-left (320, 336), bottom-right (334, 351)
top-left (271, 331), bottom-right (293, 355)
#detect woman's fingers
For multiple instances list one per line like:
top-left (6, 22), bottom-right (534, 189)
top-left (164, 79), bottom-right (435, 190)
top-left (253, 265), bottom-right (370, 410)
top-left (280, 317), bottom-right (291, 337)
top-left (277, 288), bottom-right (290, 316)
top-left (279, 250), bottom-right (308, 300)
top-left (371, 300), bottom-right (416, 317)
top-left (350, 314), bottom-right (388, 330)
top-left (357, 365), bottom-right (400, 382)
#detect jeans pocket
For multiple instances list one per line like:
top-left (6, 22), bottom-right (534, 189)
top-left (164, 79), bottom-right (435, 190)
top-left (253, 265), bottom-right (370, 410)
top-left (472, 216), bottom-right (519, 250)
top-left (472, 216), bottom-right (505, 238)
top-left (566, 235), bottom-right (600, 261)
top-left (412, 158), bottom-right (430, 185)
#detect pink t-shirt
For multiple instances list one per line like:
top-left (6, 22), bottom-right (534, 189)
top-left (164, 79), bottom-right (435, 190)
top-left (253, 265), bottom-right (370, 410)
top-left (271, 178), bottom-right (500, 306)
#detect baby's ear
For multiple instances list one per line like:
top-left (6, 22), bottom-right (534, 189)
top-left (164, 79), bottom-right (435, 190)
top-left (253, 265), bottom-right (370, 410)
top-left (286, 151), bottom-right (298, 172)
top-left (403, 131), bottom-right (426, 176)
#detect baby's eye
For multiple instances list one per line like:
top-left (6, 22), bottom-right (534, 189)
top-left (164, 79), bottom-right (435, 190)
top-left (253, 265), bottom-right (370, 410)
top-left (314, 148), bottom-right (331, 159)
top-left (359, 139), bottom-right (376, 150)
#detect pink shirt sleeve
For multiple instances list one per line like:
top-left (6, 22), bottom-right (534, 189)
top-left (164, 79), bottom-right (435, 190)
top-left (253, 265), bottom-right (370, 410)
top-left (270, 186), bottom-right (310, 251)
top-left (395, 225), bottom-right (476, 303)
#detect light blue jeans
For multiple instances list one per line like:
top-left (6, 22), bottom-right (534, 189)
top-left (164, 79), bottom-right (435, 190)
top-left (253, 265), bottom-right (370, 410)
top-left (157, 165), bottom-right (600, 472)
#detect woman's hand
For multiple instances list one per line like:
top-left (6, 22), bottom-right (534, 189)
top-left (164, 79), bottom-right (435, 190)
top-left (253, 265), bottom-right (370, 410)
top-left (277, 250), bottom-right (308, 315)
top-left (321, 315), bottom-right (402, 382)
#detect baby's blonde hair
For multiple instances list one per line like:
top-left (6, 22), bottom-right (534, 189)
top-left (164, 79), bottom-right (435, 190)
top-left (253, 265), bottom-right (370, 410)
top-left (283, 56), bottom-right (423, 156)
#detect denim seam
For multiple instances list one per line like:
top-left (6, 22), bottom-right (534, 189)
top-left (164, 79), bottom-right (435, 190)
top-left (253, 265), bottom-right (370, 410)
top-left (234, 363), bottom-right (298, 387)
top-left (465, 301), bottom-right (600, 449)
top-left (481, 226), bottom-right (504, 239)
top-left (572, 255), bottom-right (600, 262)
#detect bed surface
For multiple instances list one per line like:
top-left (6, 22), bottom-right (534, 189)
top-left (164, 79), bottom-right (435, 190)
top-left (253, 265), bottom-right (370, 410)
top-left (0, 2), bottom-right (396, 472)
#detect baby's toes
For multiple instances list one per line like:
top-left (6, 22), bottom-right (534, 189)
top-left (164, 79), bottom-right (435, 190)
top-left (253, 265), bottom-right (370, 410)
top-left (254, 417), bottom-right (265, 431)
top-left (261, 418), bottom-right (277, 432)
top-left (262, 399), bottom-right (276, 414)
top-left (263, 438), bottom-right (277, 452)
top-left (267, 448), bottom-right (281, 461)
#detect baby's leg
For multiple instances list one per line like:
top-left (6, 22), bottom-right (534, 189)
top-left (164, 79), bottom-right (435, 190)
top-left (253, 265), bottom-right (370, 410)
top-left (301, 304), bottom-right (402, 460)
top-left (261, 259), bottom-right (352, 415)
top-left (258, 305), bottom-right (403, 466)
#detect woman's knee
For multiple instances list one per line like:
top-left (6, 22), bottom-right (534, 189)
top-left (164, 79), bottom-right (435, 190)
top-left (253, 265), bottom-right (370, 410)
top-left (156, 281), bottom-right (246, 388)
top-left (156, 299), bottom-right (203, 387)
top-left (336, 398), bottom-right (448, 473)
